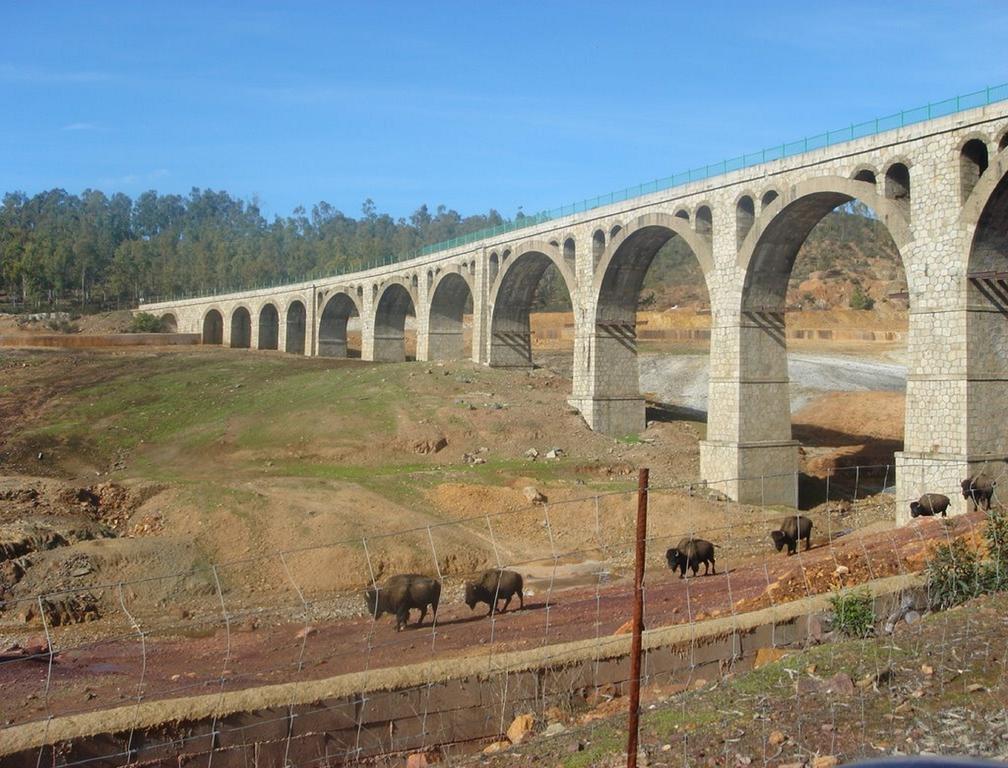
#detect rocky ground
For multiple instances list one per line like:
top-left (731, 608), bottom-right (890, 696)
top-left (466, 588), bottom-right (1008, 768)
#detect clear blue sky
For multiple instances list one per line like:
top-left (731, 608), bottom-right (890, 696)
top-left (3, 1), bottom-right (1006, 220)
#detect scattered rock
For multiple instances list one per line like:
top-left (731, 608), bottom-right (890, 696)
top-left (921, 664), bottom-right (934, 676)
top-left (542, 722), bottom-right (565, 737)
top-left (413, 436), bottom-right (448, 455)
top-left (482, 740), bottom-right (510, 755)
top-left (545, 447), bottom-right (564, 460)
top-left (294, 626), bottom-right (317, 640)
top-left (966, 683), bottom-right (987, 693)
top-left (613, 619), bottom-right (633, 636)
top-left (753, 647), bottom-right (789, 669)
top-left (904, 610), bottom-right (921, 625)
top-left (524, 448), bottom-right (539, 460)
top-left (768, 730), bottom-right (786, 746)
top-left (506, 713), bottom-right (535, 745)
top-left (812, 757), bottom-right (838, 768)
top-left (824, 673), bottom-right (855, 696)
top-left (522, 486), bottom-right (547, 505)
top-left (406, 751), bottom-right (440, 767)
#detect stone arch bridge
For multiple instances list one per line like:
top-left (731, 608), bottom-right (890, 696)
top-left (142, 102), bottom-right (1008, 522)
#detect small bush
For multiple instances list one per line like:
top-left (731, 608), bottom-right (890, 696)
top-left (45, 318), bottom-right (79, 334)
top-left (849, 286), bottom-right (875, 310)
top-left (925, 510), bottom-right (1008, 610)
top-left (925, 537), bottom-right (988, 611)
top-left (829, 587), bottom-right (875, 638)
top-left (128, 312), bottom-right (164, 333)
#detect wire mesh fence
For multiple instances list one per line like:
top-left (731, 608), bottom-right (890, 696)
top-left (1, 458), bottom-right (1007, 767)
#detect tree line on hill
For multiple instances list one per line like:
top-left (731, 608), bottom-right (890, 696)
top-left (0, 188), bottom-right (510, 310)
top-left (0, 188), bottom-right (901, 313)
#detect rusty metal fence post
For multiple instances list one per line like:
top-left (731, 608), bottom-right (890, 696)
top-left (627, 467), bottom-right (649, 768)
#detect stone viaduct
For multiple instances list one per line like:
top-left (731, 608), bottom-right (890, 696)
top-left (141, 100), bottom-right (1008, 522)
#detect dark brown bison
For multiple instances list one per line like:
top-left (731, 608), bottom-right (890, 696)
top-left (962, 473), bottom-right (996, 511)
top-left (464, 569), bottom-right (524, 615)
top-left (910, 493), bottom-right (951, 518)
top-left (771, 515), bottom-right (813, 555)
top-left (364, 574), bottom-right (441, 631)
top-left (665, 537), bottom-right (716, 578)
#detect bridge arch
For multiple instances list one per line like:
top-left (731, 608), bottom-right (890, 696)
top-left (583, 212), bottom-right (714, 434)
top-left (372, 281), bottom-right (416, 362)
top-left (230, 306), bottom-right (252, 349)
top-left (202, 309), bottom-right (223, 345)
top-left (737, 176), bottom-right (912, 303)
top-left (426, 270), bottom-right (475, 361)
top-left (488, 241), bottom-right (574, 368)
top-left (258, 303), bottom-right (279, 350)
top-left (964, 156), bottom-right (1008, 463)
top-left (285, 300), bottom-right (306, 355)
top-left (960, 135), bottom-right (991, 204)
top-left (160, 313), bottom-right (178, 333)
top-left (722, 175), bottom-right (912, 506)
top-left (318, 291), bottom-right (361, 358)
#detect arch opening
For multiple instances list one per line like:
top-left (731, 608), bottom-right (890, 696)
top-left (961, 139), bottom-right (990, 203)
top-left (230, 307), bottom-right (251, 349)
top-left (593, 223), bottom-right (711, 435)
top-left (319, 292), bottom-right (361, 358)
top-left (966, 168), bottom-right (1008, 462)
top-left (736, 196), bottom-right (755, 248)
top-left (1000, 132), bottom-right (1008, 152)
top-left (489, 252), bottom-right (573, 371)
top-left (258, 304), bottom-right (279, 350)
top-left (761, 190), bottom-right (779, 210)
top-left (160, 313), bottom-right (178, 333)
top-left (373, 283), bottom-right (416, 362)
top-left (285, 301), bottom-right (306, 355)
top-left (853, 169), bottom-right (877, 186)
top-left (427, 273), bottom-right (474, 361)
top-left (695, 205), bottom-right (713, 236)
top-left (739, 191), bottom-right (908, 506)
top-left (592, 230), bottom-right (605, 270)
top-left (202, 310), bottom-right (223, 345)
top-left (489, 252), bottom-right (500, 284)
top-left (884, 163), bottom-right (911, 216)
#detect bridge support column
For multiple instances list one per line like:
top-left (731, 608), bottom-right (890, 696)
top-left (426, 329), bottom-right (463, 361)
top-left (571, 320), bottom-right (645, 436)
top-left (371, 333), bottom-right (406, 362)
top-left (699, 309), bottom-right (799, 507)
top-left (488, 328), bottom-right (532, 367)
top-left (472, 251), bottom-right (489, 364)
top-left (895, 299), bottom-right (1008, 524)
top-left (249, 319), bottom-right (260, 351)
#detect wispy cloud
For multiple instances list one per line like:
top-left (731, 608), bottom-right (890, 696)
top-left (97, 168), bottom-right (170, 188)
top-left (61, 122), bottom-right (100, 132)
top-left (0, 64), bottom-right (114, 84)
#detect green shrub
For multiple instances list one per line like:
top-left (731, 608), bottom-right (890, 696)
top-left (128, 312), bottom-right (164, 333)
top-left (925, 537), bottom-right (988, 610)
top-left (45, 318), bottom-right (79, 334)
top-left (849, 286), bottom-right (875, 310)
top-left (829, 587), bottom-right (875, 638)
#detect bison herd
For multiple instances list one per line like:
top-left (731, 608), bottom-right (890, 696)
top-left (365, 475), bottom-right (999, 630)
top-left (364, 569), bottom-right (524, 632)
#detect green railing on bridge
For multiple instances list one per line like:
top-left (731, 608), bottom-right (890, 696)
top-left (142, 82), bottom-right (1008, 306)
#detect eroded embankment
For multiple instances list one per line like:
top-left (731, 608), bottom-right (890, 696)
top-left (1, 573), bottom-right (923, 767)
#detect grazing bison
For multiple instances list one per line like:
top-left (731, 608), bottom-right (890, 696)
top-left (909, 493), bottom-right (951, 518)
top-left (770, 515), bottom-right (813, 555)
top-left (464, 569), bottom-right (524, 615)
top-left (665, 537), bottom-right (716, 579)
top-left (962, 473), bottom-right (997, 511)
top-left (364, 574), bottom-right (441, 632)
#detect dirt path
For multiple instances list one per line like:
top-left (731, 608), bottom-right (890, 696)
top-left (0, 512), bottom-right (973, 731)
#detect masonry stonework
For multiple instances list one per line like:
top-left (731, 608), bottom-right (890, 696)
top-left (141, 103), bottom-right (1008, 519)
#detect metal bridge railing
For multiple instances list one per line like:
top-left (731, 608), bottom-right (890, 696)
top-left (142, 82), bottom-right (1008, 306)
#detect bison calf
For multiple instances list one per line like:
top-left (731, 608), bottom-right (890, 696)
top-left (770, 515), bottom-right (813, 555)
top-left (364, 574), bottom-right (441, 632)
top-left (665, 537), bottom-right (716, 578)
top-left (464, 569), bottom-right (524, 615)
top-left (910, 493), bottom-right (951, 518)
top-left (962, 473), bottom-right (996, 511)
